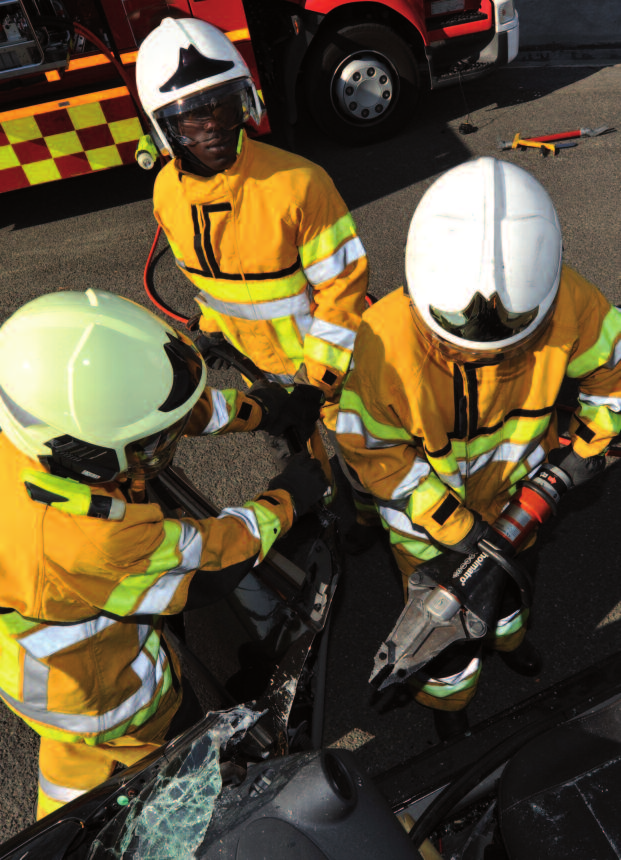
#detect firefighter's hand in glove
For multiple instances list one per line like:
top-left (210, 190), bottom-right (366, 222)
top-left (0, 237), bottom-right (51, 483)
top-left (547, 445), bottom-right (606, 489)
top-left (194, 332), bottom-right (231, 370)
top-left (248, 381), bottom-right (324, 442)
top-left (267, 453), bottom-right (328, 519)
top-left (445, 513), bottom-right (514, 559)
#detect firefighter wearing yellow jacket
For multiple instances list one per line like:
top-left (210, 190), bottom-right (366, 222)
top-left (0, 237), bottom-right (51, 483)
top-left (0, 289), bottom-right (326, 819)
top-left (336, 158), bottom-right (621, 734)
top-left (135, 18), bottom-right (368, 432)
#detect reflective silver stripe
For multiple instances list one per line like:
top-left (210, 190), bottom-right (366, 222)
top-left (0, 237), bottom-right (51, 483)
top-left (217, 506), bottom-right (261, 541)
top-left (433, 656), bottom-right (480, 686)
top-left (2, 647), bottom-right (165, 734)
top-left (263, 371), bottom-right (293, 385)
top-left (605, 340), bottom-right (621, 370)
top-left (20, 616), bottom-right (118, 659)
top-left (463, 449), bottom-right (494, 476)
top-left (265, 370), bottom-right (295, 385)
top-left (463, 441), bottom-right (544, 477)
top-left (579, 392), bottom-right (621, 412)
top-left (202, 389), bottom-right (231, 434)
top-left (309, 318), bottom-right (357, 350)
top-left (335, 412), bottom-right (407, 449)
top-left (173, 520), bottom-right (203, 573)
top-left (496, 607), bottom-right (521, 629)
top-left (134, 523), bottom-right (202, 614)
top-left (38, 770), bottom-right (87, 803)
top-left (303, 237), bottom-right (366, 286)
top-left (523, 445), bottom-right (546, 476)
top-left (438, 470), bottom-right (463, 490)
top-left (295, 311), bottom-right (313, 338)
top-left (22, 654), bottom-right (49, 710)
top-left (95, 650), bottom-right (164, 733)
top-left (492, 442), bottom-right (531, 465)
top-left (197, 290), bottom-right (311, 321)
top-left (378, 506), bottom-right (428, 539)
top-left (391, 460), bottom-right (431, 499)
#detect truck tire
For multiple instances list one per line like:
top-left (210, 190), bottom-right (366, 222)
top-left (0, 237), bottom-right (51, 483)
top-left (304, 22), bottom-right (420, 144)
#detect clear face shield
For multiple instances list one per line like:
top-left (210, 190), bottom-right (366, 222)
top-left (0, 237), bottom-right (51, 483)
top-left (429, 292), bottom-right (539, 344)
top-left (124, 412), bottom-right (191, 480)
top-left (123, 334), bottom-right (204, 480)
top-left (154, 80), bottom-right (253, 147)
top-left (412, 292), bottom-right (555, 365)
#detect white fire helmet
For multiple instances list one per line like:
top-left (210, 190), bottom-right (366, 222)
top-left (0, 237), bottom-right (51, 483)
top-left (136, 17), bottom-right (264, 157)
top-left (406, 157), bottom-right (562, 358)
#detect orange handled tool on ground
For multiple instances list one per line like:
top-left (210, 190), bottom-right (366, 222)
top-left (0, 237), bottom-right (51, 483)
top-left (498, 125), bottom-right (613, 153)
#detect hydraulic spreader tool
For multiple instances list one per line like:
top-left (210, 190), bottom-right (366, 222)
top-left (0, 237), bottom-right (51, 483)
top-left (370, 463), bottom-right (573, 690)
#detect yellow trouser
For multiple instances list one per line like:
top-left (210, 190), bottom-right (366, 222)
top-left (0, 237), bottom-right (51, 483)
top-left (36, 687), bottom-right (181, 820)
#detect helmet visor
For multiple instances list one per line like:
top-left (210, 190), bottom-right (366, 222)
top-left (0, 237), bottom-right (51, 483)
top-left (125, 412), bottom-right (190, 479)
top-left (154, 80), bottom-right (251, 143)
top-left (430, 292), bottom-right (538, 343)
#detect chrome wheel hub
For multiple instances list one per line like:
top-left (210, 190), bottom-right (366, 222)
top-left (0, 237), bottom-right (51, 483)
top-left (333, 53), bottom-right (394, 122)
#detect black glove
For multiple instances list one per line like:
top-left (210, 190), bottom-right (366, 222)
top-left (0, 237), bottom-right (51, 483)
top-left (267, 453), bottom-right (328, 519)
top-left (547, 445), bottom-right (606, 489)
top-left (194, 332), bottom-right (231, 370)
top-left (248, 381), bottom-right (324, 442)
top-left (444, 514), bottom-right (506, 556)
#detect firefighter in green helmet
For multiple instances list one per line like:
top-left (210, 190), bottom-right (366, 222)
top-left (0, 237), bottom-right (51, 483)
top-left (0, 288), bottom-right (326, 818)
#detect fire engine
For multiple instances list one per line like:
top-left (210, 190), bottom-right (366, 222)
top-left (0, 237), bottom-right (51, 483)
top-left (0, 0), bottom-right (518, 194)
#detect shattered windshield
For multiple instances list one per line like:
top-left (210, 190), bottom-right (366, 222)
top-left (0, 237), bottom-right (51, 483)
top-left (87, 707), bottom-right (261, 860)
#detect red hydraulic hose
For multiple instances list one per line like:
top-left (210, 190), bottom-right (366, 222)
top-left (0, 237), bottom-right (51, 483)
top-left (68, 23), bottom-right (187, 324)
top-left (72, 21), bottom-right (147, 126)
top-left (143, 226), bottom-right (190, 325)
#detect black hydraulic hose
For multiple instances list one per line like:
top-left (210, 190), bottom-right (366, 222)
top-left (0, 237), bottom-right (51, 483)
top-left (310, 614), bottom-right (331, 749)
top-left (480, 544), bottom-right (534, 608)
top-left (407, 709), bottom-right (569, 849)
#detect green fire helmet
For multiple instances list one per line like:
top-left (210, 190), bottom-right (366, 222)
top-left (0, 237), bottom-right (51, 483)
top-left (0, 289), bottom-right (206, 483)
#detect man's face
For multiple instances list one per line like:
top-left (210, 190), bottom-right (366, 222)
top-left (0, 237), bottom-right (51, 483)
top-left (176, 93), bottom-right (242, 173)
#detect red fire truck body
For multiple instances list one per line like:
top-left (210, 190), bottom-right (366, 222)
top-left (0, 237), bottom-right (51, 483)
top-left (0, 0), bottom-right (264, 193)
top-left (0, 0), bottom-right (518, 194)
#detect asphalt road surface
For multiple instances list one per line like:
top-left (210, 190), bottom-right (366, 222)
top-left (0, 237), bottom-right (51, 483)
top-left (1, 57), bottom-right (620, 842)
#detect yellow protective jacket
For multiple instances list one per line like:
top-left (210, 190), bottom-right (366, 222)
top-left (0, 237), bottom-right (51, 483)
top-left (336, 267), bottom-right (621, 561)
top-left (0, 385), bottom-right (294, 745)
top-left (153, 133), bottom-right (368, 405)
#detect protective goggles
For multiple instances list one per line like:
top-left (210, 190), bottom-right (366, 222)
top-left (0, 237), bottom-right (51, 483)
top-left (430, 292), bottom-right (539, 343)
top-left (155, 81), bottom-right (251, 143)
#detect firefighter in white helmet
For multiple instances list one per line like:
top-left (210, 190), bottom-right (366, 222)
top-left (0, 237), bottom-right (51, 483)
top-left (336, 157), bottom-right (621, 737)
top-left (0, 289), bottom-right (326, 819)
top-left (135, 18), bottom-right (368, 437)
